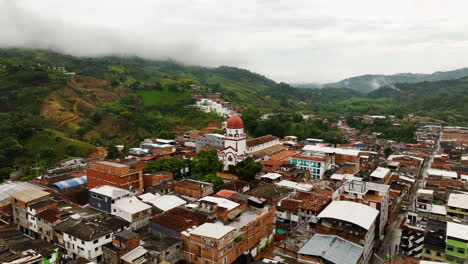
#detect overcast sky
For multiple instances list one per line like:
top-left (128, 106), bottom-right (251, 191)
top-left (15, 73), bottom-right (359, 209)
top-left (1, 0), bottom-right (468, 83)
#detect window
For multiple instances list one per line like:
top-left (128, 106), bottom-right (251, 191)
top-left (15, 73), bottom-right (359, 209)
top-left (106, 234), bottom-right (110, 239)
top-left (95, 247), bottom-right (99, 252)
top-left (81, 241), bottom-right (84, 245)
top-left (447, 245), bottom-right (455, 251)
top-left (93, 239), bottom-right (98, 244)
top-left (425, 249), bottom-right (431, 254)
top-left (457, 248), bottom-right (465, 254)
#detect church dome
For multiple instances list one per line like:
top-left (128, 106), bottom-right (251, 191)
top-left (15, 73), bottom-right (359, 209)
top-left (226, 115), bottom-right (244, 129)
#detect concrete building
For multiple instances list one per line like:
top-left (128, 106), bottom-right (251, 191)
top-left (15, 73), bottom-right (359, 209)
top-left (447, 193), bottom-right (468, 220)
top-left (302, 145), bottom-right (361, 165)
top-left (196, 133), bottom-right (225, 152)
top-left (10, 188), bottom-right (55, 238)
top-left (297, 234), bottom-right (364, 264)
top-left (89, 185), bottom-right (131, 214)
top-left (111, 196), bottom-right (152, 231)
top-left (54, 215), bottom-right (129, 263)
top-left (289, 153), bottom-right (333, 179)
top-left (445, 222), bottom-right (468, 264)
top-left (182, 202), bottom-right (276, 264)
top-left (317, 201), bottom-right (379, 264)
top-left (334, 180), bottom-right (389, 236)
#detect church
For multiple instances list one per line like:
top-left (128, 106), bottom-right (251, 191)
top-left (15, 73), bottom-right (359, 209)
top-left (218, 115), bottom-right (281, 171)
top-left (218, 115), bottom-right (248, 171)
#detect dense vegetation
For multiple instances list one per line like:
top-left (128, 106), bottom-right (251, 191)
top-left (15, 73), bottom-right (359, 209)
top-left (347, 118), bottom-right (417, 143)
top-left (0, 47), bottom-right (466, 180)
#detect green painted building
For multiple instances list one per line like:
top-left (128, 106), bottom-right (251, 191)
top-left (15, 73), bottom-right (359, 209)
top-left (445, 222), bottom-right (468, 264)
top-left (447, 193), bottom-right (468, 220)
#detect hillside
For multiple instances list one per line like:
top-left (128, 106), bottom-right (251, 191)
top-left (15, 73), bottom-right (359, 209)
top-left (294, 68), bottom-right (468, 93)
top-left (0, 48), bottom-right (467, 179)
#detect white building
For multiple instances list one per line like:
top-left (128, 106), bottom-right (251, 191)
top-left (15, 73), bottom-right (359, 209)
top-left (318, 201), bottom-right (379, 264)
top-left (55, 216), bottom-right (129, 263)
top-left (112, 196), bottom-right (152, 231)
top-left (218, 115), bottom-right (248, 171)
top-left (195, 98), bottom-right (233, 117)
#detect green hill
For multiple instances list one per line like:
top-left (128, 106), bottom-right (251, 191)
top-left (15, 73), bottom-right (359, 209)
top-left (0, 48), bottom-right (466, 179)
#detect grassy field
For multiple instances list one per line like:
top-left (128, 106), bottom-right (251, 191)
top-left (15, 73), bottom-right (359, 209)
top-left (23, 129), bottom-right (96, 161)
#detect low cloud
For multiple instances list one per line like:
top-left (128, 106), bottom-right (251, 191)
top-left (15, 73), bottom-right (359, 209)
top-left (1, 0), bottom-right (468, 83)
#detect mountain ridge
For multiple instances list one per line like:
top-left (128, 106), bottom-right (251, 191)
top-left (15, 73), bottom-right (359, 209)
top-left (292, 67), bottom-right (468, 93)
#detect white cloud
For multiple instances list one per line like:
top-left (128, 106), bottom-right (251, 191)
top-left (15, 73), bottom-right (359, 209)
top-left (1, 0), bottom-right (468, 83)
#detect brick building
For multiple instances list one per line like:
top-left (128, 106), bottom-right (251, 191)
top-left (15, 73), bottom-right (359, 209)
top-left (182, 203), bottom-right (276, 264)
top-left (142, 172), bottom-right (173, 192)
top-left (172, 179), bottom-right (214, 199)
top-left (87, 161), bottom-right (144, 194)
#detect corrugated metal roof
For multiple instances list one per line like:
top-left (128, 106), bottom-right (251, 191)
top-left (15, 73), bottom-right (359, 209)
top-left (0, 182), bottom-right (46, 203)
top-left (298, 234), bottom-right (363, 264)
top-left (53, 176), bottom-right (87, 190)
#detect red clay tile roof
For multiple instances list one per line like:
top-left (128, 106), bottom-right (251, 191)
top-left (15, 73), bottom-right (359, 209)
top-left (260, 160), bottom-right (285, 166)
top-left (150, 207), bottom-right (210, 232)
top-left (270, 150), bottom-right (299, 161)
top-left (247, 135), bottom-right (279, 148)
top-left (292, 154), bottom-right (328, 162)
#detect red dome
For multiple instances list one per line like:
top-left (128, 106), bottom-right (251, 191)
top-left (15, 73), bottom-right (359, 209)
top-left (226, 115), bottom-right (244, 129)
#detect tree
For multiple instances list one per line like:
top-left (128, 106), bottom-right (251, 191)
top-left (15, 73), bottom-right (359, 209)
top-left (192, 149), bottom-right (223, 176)
top-left (384, 147), bottom-right (393, 158)
top-left (145, 157), bottom-right (188, 177)
top-left (106, 144), bottom-right (125, 160)
top-left (198, 173), bottom-right (223, 187)
top-left (229, 157), bottom-right (262, 181)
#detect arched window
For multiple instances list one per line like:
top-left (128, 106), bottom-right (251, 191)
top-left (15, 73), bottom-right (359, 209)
top-left (228, 156), bottom-right (233, 162)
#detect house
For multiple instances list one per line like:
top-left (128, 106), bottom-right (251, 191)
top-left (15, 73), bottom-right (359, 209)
top-left (289, 153), bottom-right (333, 179)
top-left (445, 222), bottom-right (468, 264)
top-left (302, 145), bottom-right (361, 165)
top-left (102, 230), bottom-right (145, 264)
top-left (88, 185), bottom-right (131, 214)
top-left (182, 201), bottom-right (276, 264)
top-left (142, 172), bottom-right (173, 192)
top-left (370, 167), bottom-right (392, 183)
top-left (10, 188), bottom-right (55, 238)
top-left (317, 201), bottom-right (379, 264)
top-left (447, 193), bottom-right (468, 220)
top-left (297, 234), bottom-right (364, 264)
top-left (54, 215), bottom-right (129, 263)
top-left (276, 192), bottom-right (330, 227)
top-left (334, 180), bottom-right (390, 236)
top-left (87, 161), bottom-right (144, 194)
top-left (111, 196), bottom-right (152, 231)
top-left (196, 133), bottom-right (225, 152)
top-left (142, 234), bottom-right (182, 264)
top-left (172, 179), bottom-right (214, 199)
top-left (144, 195), bottom-right (186, 212)
top-left (150, 207), bottom-right (210, 238)
top-left (422, 219), bottom-right (447, 263)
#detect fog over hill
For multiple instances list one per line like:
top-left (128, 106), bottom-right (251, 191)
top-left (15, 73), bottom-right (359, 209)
top-left (292, 67), bottom-right (468, 93)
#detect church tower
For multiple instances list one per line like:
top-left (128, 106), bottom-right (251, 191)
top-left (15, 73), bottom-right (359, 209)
top-left (218, 115), bottom-right (247, 171)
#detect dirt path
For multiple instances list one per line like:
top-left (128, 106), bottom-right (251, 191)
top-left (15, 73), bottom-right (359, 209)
top-left (59, 98), bottom-right (81, 126)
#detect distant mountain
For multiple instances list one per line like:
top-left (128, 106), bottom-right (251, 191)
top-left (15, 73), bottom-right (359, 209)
top-left (294, 68), bottom-right (468, 93)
